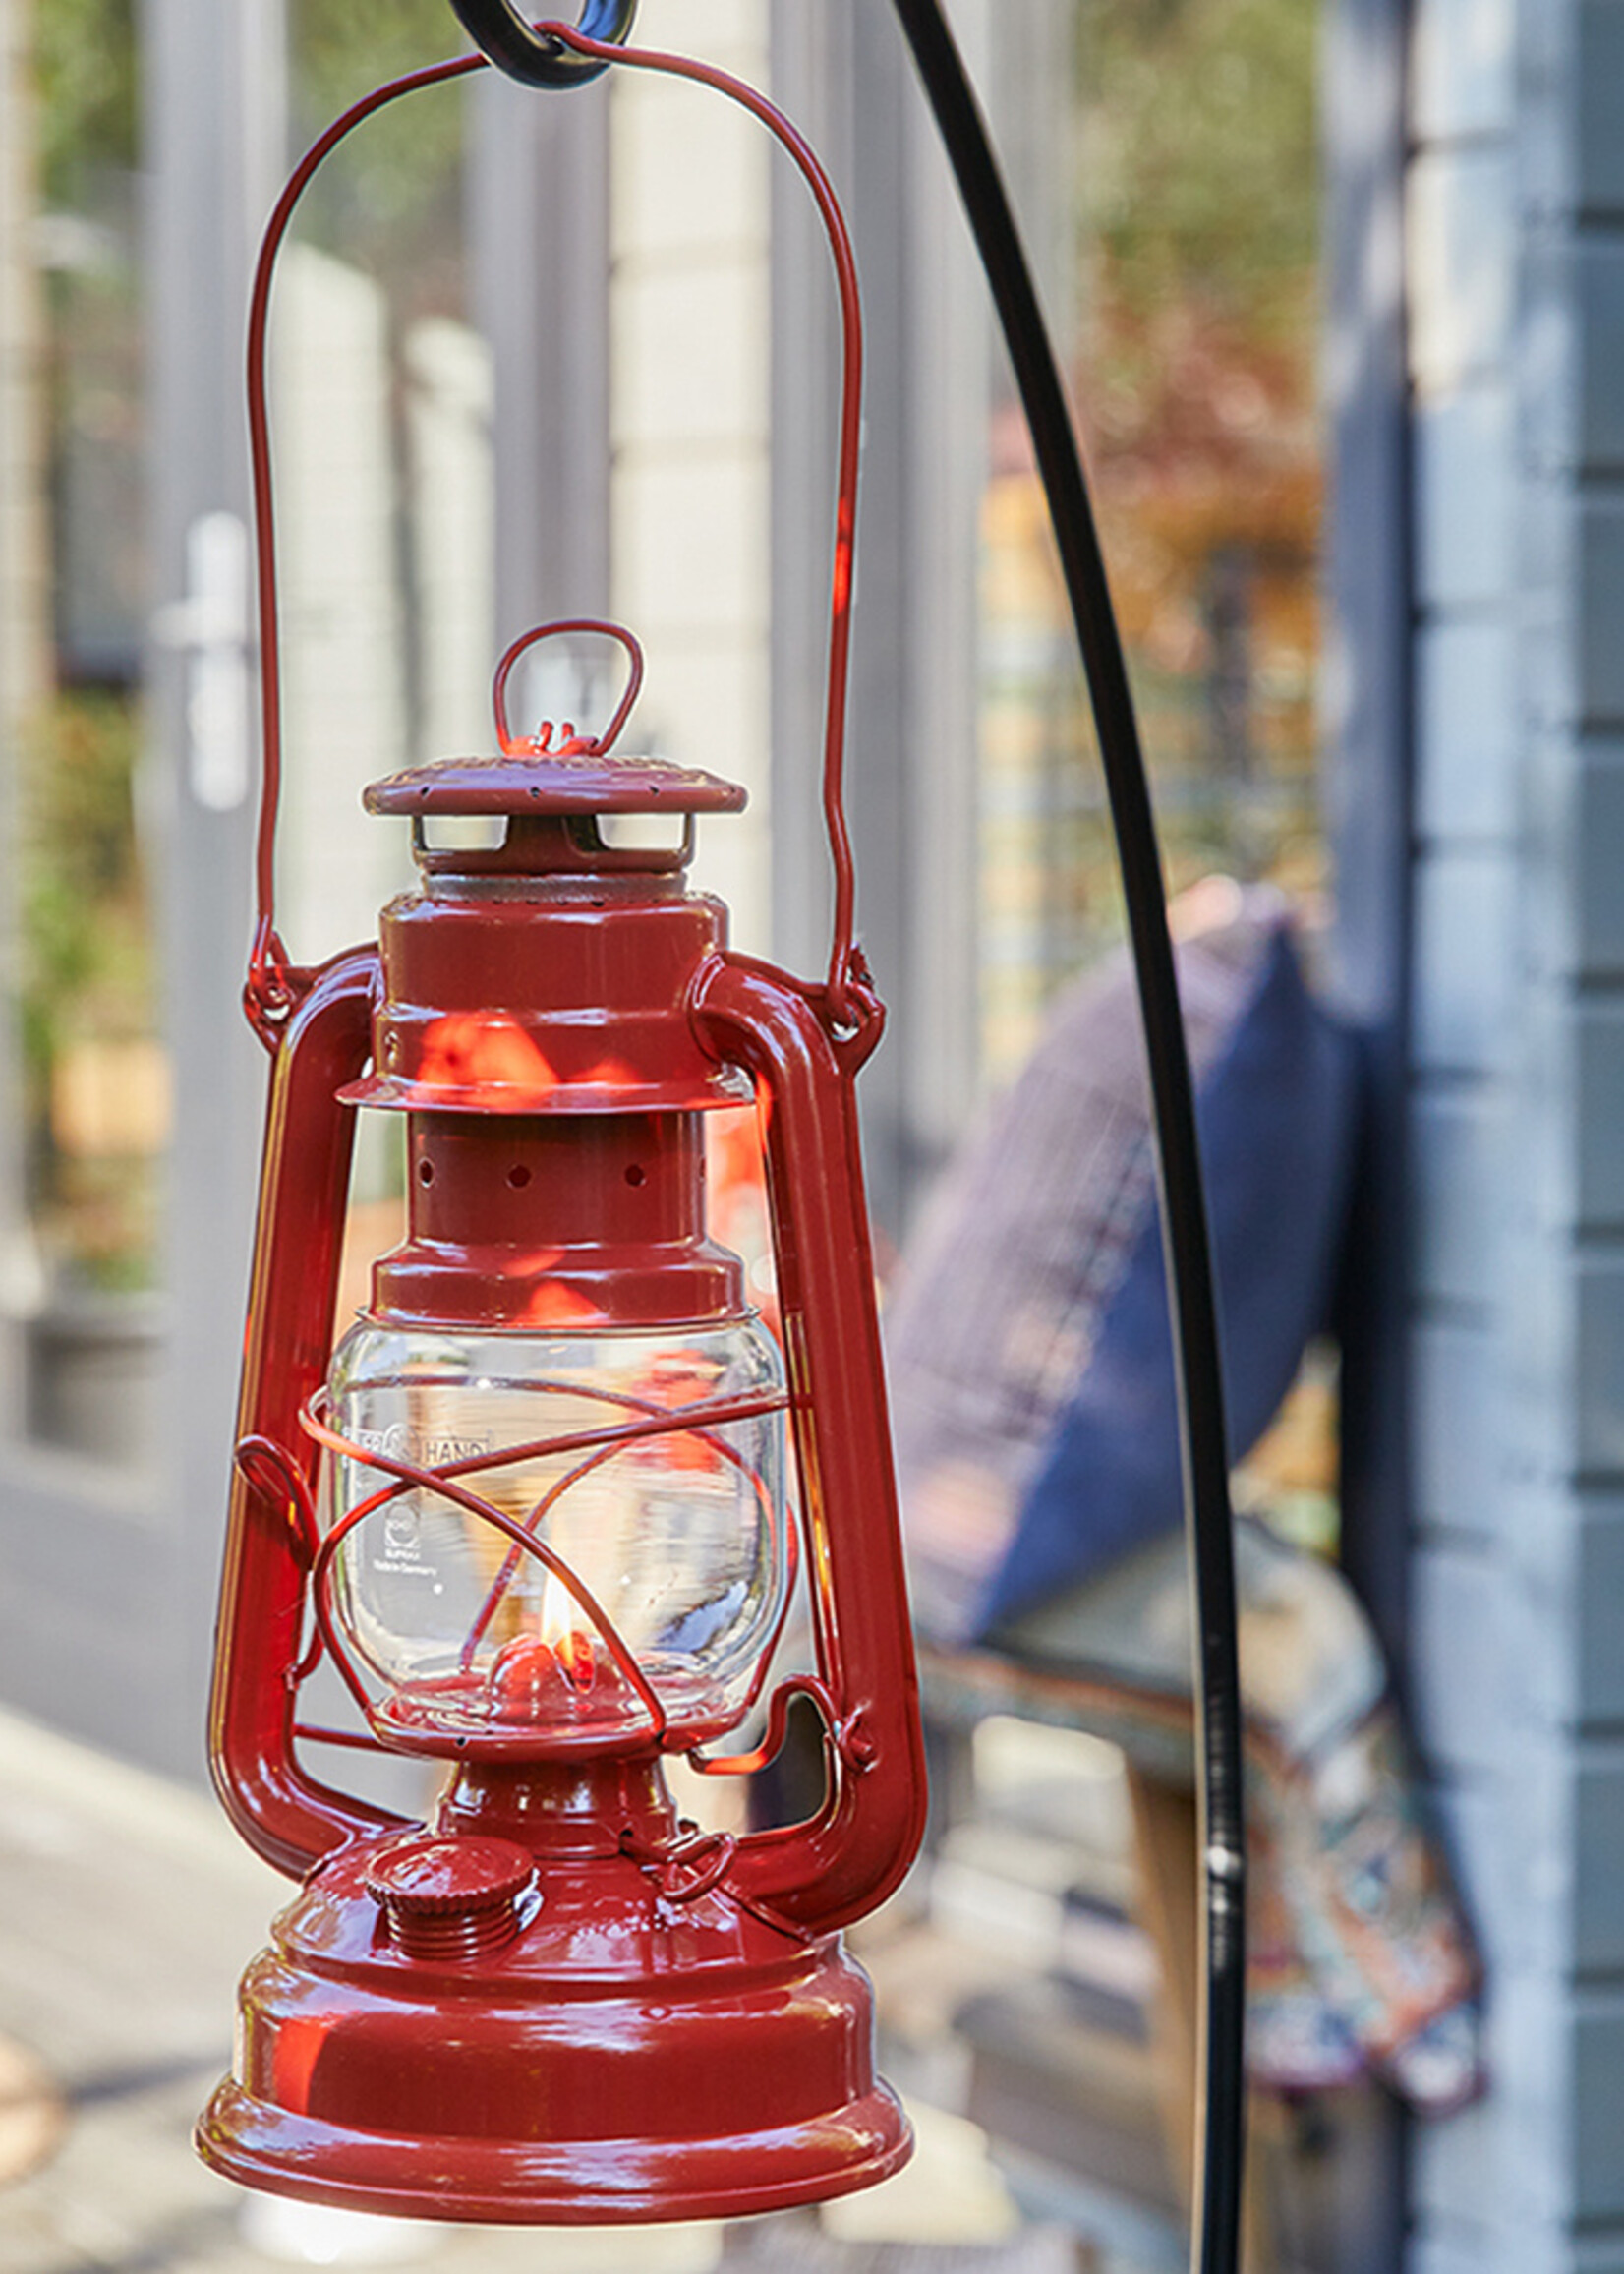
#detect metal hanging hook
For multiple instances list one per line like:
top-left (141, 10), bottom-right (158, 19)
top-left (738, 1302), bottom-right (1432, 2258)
top-left (446, 1), bottom-right (637, 87)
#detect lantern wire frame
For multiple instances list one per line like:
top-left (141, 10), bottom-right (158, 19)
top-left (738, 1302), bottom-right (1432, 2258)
top-left (299, 1380), bottom-right (799, 1751)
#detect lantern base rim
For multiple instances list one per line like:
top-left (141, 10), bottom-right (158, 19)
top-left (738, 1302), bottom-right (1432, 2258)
top-left (197, 2079), bottom-right (911, 2225)
top-left (198, 1815), bottom-right (911, 2225)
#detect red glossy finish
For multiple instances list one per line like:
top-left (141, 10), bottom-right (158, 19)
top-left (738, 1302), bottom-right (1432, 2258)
top-left (372, 1109), bottom-right (744, 1327)
top-left (209, 949), bottom-right (405, 1878)
top-left (342, 876), bottom-right (752, 1116)
top-left (364, 1834), bottom-right (534, 1958)
top-left (364, 1832), bottom-right (536, 1910)
top-left (206, 769), bottom-right (927, 2213)
top-left (693, 956), bottom-right (929, 1934)
top-left (199, 1770), bottom-right (909, 2221)
top-left (339, 786), bottom-right (753, 1116)
top-left (366, 746), bottom-right (746, 816)
top-left (213, 26), bottom-right (926, 2228)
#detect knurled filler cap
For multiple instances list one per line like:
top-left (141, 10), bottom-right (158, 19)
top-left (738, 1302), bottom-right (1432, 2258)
top-left (364, 1834), bottom-right (536, 1961)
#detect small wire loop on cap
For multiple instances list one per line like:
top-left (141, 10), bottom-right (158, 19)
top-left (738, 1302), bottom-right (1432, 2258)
top-left (446, 1), bottom-right (636, 87)
top-left (493, 619), bottom-right (645, 755)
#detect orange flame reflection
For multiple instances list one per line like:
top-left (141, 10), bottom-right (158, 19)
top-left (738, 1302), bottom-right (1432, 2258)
top-left (523, 1280), bottom-right (605, 1328)
top-left (578, 1055), bottom-right (642, 1091)
top-left (415, 1015), bottom-right (558, 1096)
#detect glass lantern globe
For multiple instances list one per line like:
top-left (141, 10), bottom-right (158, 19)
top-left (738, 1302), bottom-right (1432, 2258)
top-left (324, 1309), bottom-right (788, 1755)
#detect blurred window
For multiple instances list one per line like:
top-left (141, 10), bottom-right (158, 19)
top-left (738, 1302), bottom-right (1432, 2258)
top-left (280, 0), bottom-right (486, 1333)
top-left (6, 2), bottom-right (486, 1467)
top-left (979, 0), bottom-right (1323, 1084)
top-left (13, 1), bottom-right (159, 1461)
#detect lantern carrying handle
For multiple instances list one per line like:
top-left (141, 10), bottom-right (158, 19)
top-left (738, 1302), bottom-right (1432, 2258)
top-left (245, 27), bottom-right (869, 1038)
top-left (446, 0), bottom-right (636, 87)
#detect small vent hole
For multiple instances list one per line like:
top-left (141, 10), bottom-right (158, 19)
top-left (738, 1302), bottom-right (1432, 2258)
top-left (507, 1165), bottom-right (533, 1190)
top-left (624, 1165), bottom-right (647, 1189)
top-left (418, 1160), bottom-right (435, 1186)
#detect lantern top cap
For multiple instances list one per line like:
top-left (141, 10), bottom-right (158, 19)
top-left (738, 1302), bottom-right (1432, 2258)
top-left (364, 749), bottom-right (748, 820)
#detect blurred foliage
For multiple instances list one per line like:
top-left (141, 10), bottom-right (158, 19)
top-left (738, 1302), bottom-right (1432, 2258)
top-left (1077, 0), bottom-right (1319, 363)
top-left (32, 0), bottom-right (466, 311)
top-left (292, 0), bottom-right (467, 138)
top-left (289, 0), bottom-right (469, 319)
top-left (1069, 0), bottom-right (1322, 822)
top-left (19, 692), bottom-right (157, 1289)
top-left (19, 692), bottom-right (149, 1082)
top-left (1073, 0), bottom-right (1320, 471)
top-left (32, 0), bottom-right (137, 209)
top-left (24, 2), bottom-right (469, 1291)
top-left (981, 0), bottom-right (1324, 1074)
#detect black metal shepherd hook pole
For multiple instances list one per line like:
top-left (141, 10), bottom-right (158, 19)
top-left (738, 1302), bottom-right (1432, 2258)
top-left (880, 15), bottom-right (1247, 2274)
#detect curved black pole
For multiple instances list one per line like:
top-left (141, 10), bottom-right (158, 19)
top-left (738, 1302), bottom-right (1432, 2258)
top-left (885, 7), bottom-right (1247, 2272)
top-left (446, 0), bottom-right (636, 87)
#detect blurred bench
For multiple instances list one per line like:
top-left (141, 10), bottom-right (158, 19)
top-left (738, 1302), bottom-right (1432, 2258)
top-left (915, 1639), bottom-right (1401, 2274)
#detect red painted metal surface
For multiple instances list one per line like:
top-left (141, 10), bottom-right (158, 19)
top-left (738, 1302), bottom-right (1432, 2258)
top-left (199, 1797), bottom-right (908, 2222)
top-left (339, 854), bottom-right (752, 1117)
top-left (205, 27), bottom-right (926, 2228)
top-left (369, 1110), bottom-right (744, 1325)
top-left (692, 956), bottom-right (928, 1934)
top-left (209, 949), bottom-right (405, 1877)
top-left (206, 755), bottom-right (925, 2211)
top-left (364, 1833), bottom-right (535, 1958)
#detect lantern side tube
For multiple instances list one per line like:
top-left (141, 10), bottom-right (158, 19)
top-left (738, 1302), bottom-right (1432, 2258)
top-left (691, 956), bottom-right (928, 1934)
top-left (210, 949), bottom-right (407, 1878)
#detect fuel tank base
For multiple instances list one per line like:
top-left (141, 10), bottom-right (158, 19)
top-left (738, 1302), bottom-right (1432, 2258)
top-left (197, 1830), bottom-right (911, 2225)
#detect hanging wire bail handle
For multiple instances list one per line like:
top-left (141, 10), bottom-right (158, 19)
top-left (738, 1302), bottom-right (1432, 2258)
top-left (446, 1), bottom-right (636, 86)
top-left (246, 26), bottom-right (869, 1044)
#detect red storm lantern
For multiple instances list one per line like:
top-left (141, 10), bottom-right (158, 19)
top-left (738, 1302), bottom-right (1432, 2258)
top-left (197, 26), bottom-right (928, 2228)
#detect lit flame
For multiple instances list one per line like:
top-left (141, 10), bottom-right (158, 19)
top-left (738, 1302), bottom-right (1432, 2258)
top-left (541, 1576), bottom-right (598, 1691)
top-left (488, 1578), bottom-right (599, 1715)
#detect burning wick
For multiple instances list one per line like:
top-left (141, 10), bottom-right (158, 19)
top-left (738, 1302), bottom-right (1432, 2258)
top-left (490, 1630), bottom-right (599, 1716)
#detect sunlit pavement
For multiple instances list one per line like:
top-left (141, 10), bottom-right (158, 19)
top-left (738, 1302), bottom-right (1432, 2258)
top-left (0, 1709), bottom-right (1087, 2274)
